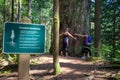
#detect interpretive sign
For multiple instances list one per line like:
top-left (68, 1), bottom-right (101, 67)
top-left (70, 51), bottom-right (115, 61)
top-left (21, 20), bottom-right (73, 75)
top-left (3, 22), bottom-right (45, 54)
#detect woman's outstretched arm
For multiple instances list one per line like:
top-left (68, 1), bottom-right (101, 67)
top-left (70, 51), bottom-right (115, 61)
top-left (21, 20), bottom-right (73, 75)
top-left (67, 32), bottom-right (76, 40)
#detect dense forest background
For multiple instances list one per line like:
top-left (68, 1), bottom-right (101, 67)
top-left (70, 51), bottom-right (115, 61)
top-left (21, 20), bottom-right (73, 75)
top-left (0, 0), bottom-right (120, 64)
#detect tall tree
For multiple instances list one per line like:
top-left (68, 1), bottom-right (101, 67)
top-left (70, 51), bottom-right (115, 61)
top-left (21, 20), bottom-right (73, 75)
top-left (28, 0), bottom-right (31, 19)
top-left (94, 0), bottom-right (101, 56)
top-left (3, 0), bottom-right (6, 22)
top-left (11, 0), bottom-right (14, 22)
top-left (17, 0), bottom-right (21, 22)
top-left (53, 0), bottom-right (61, 75)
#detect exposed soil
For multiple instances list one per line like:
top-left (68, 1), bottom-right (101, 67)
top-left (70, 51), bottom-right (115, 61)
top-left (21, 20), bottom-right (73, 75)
top-left (0, 54), bottom-right (119, 80)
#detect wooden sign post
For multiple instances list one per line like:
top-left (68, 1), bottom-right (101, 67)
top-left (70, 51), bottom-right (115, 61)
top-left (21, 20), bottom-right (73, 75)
top-left (18, 18), bottom-right (31, 80)
top-left (18, 54), bottom-right (30, 80)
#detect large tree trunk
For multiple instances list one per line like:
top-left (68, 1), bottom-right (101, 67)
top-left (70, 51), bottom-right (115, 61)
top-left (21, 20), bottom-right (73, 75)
top-left (94, 0), bottom-right (101, 57)
top-left (59, 0), bottom-right (90, 56)
top-left (53, 0), bottom-right (61, 75)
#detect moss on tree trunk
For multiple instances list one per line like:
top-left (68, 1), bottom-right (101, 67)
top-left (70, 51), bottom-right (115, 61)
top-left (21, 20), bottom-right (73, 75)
top-left (53, 0), bottom-right (61, 75)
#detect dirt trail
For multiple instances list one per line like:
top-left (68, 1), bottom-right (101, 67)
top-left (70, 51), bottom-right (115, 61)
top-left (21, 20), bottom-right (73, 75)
top-left (0, 54), bottom-right (118, 80)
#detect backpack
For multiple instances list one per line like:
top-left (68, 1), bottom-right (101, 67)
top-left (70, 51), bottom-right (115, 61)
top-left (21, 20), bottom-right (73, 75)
top-left (88, 34), bottom-right (92, 43)
top-left (85, 34), bottom-right (92, 46)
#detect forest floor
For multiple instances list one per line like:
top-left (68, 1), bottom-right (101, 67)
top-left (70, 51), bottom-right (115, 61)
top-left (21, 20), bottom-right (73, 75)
top-left (0, 54), bottom-right (120, 80)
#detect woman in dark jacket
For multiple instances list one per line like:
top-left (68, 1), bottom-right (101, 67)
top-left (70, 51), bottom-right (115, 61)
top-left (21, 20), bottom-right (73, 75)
top-left (60, 27), bottom-right (76, 56)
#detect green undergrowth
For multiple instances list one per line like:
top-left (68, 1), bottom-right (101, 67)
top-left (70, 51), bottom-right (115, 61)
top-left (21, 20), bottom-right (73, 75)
top-left (0, 64), bottom-right (17, 76)
top-left (107, 75), bottom-right (120, 80)
top-left (85, 57), bottom-right (103, 62)
top-left (0, 70), bottom-right (12, 76)
top-left (114, 75), bottom-right (120, 80)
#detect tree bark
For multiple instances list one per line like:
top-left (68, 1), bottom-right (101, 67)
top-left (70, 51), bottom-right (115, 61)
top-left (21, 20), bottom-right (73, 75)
top-left (53, 0), bottom-right (61, 75)
top-left (94, 0), bottom-right (101, 57)
top-left (59, 0), bottom-right (90, 56)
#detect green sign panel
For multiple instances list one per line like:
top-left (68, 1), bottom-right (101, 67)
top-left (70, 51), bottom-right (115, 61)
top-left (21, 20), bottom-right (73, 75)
top-left (3, 22), bottom-right (46, 54)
